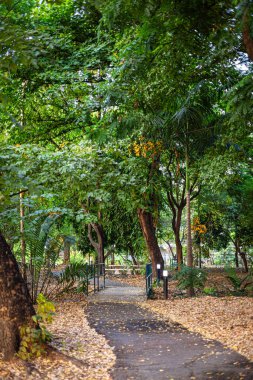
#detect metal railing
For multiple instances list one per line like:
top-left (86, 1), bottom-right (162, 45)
top-left (145, 263), bottom-right (153, 299)
top-left (86, 263), bottom-right (105, 296)
top-left (105, 264), bottom-right (144, 275)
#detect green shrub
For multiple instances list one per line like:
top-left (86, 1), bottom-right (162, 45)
top-left (70, 251), bottom-right (87, 265)
top-left (152, 278), bottom-right (162, 288)
top-left (17, 294), bottom-right (55, 360)
top-left (173, 265), bottom-right (207, 292)
top-left (203, 287), bottom-right (218, 296)
top-left (225, 267), bottom-right (242, 291)
top-left (58, 262), bottom-right (90, 293)
top-left (225, 266), bottom-right (253, 294)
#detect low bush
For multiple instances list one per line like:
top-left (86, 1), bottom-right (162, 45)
top-left (18, 294), bottom-right (55, 360)
top-left (173, 265), bottom-right (207, 293)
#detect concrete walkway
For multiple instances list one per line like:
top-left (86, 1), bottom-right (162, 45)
top-left (87, 280), bottom-right (253, 380)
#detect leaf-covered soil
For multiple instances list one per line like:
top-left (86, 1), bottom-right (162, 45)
top-left (107, 274), bottom-right (145, 288)
top-left (142, 296), bottom-right (253, 362)
top-left (109, 268), bottom-right (252, 295)
top-left (0, 293), bottom-right (115, 380)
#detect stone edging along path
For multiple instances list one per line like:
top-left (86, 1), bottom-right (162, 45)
top-left (87, 280), bottom-right (253, 380)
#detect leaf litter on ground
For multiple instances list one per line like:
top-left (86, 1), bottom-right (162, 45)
top-left (0, 292), bottom-right (115, 380)
top-left (109, 271), bottom-right (253, 362)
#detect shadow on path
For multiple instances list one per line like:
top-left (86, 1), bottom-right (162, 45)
top-left (87, 280), bottom-right (253, 380)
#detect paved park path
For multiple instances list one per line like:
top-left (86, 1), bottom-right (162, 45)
top-left (87, 280), bottom-right (253, 380)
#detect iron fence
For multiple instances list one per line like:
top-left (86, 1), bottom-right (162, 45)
top-left (145, 263), bottom-right (153, 299)
top-left (86, 263), bottom-right (105, 296)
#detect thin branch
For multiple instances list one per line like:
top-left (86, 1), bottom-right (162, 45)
top-left (10, 189), bottom-right (29, 197)
top-left (190, 186), bottom-right (201, 201)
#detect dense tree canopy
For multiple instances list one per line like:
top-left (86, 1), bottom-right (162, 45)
top-left (0, 0), bottom-right (252, 264)
top-left (0, 3), bottom-right (252, 358)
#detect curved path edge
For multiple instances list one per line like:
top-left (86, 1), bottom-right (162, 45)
top-left (87, 279), bottom-right (253, 380)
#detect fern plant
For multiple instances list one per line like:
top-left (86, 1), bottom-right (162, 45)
top-left (225, 267), bottom-right (253, 294)
top-left (173, 265), bottom-right (207, 293)
top-left (24, 214), bottom-right (62, 302)
top-left (57, 262), bottom-right (91, 294)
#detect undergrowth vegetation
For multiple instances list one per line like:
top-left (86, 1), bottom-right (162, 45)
top-left (18, 294), bottom-right (55, 360)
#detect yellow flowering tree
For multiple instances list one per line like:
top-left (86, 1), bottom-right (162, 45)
top-left (192, 216), bottom-right (207, 268)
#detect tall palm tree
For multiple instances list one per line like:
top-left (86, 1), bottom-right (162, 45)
top-left (171, 89), bottom-right (213, 295)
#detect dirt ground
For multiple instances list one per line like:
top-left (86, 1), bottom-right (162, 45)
top-left (0, 293), bottom-right (115, 380)
top-left (143, 297), bottom-right (253, 362)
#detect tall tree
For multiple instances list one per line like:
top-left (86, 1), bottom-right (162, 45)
top-left (0, 233), bottom-right (35, 360)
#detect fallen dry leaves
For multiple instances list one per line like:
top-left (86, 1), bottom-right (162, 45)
top-left (141, 269), bottom-right (253, 362)
top-left (0, 295), bottom-right (115, 380)
top-left (142, 296), bottom-right (253, 362)
top-left (1, 269), bottom-right (252, 379)
top-left (108, 274), bottom-right (145, 288)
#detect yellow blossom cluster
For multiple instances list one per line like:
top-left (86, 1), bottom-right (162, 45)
top-left (131, 138), bottom-right (163, 158)
top-left (192, 216), bottom-right (207, 235)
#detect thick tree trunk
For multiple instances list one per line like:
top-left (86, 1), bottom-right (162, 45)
top-left (174, 230), bottom-right (183, 268)
top-left (233, 239), bottom-right (248, 272)
top-left (171, 206), bottom-right (184, 270)
top-left (63, 240), bottom-right (71, 265)
top-left (243, 7), bottom-right (253, 61)
top-left (0, 233), bottom-right (35, 360)
top-left (137, 208), bottom-right (164, 275)
top-left (88, 223), bottom-right (105, 273)
top-left (239, 250), bottom-right (248, 273)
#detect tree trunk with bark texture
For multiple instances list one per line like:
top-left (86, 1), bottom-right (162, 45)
top-left (88, 223), bottom-right (105, 267)
top-left (185, 146), bottom-right (195, 297)
top-left (239, 250), bottom-right (248, 273)
top-left (233, 239), bottom-right (248, 272)
top-left (167, 183), bottom-right (185, 270)
top-left (186, 190), bottom-right (194, 268)
top-left (186, 190), bottom-right (195, 296)
top-left (0, 233), bottom-right (35, 360)
top-left (171, 206), bottom-right (184, 270)
top-left (243, 7), bottom-right (253, 61)
top-left (174, 229), bottom-right (183, 268)
top-left (235, 245), bottom-right (239, 268)
top-left (63, 240), bottom-right (71, 265)
top-left (137, 208), bottom-right (164, 275)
